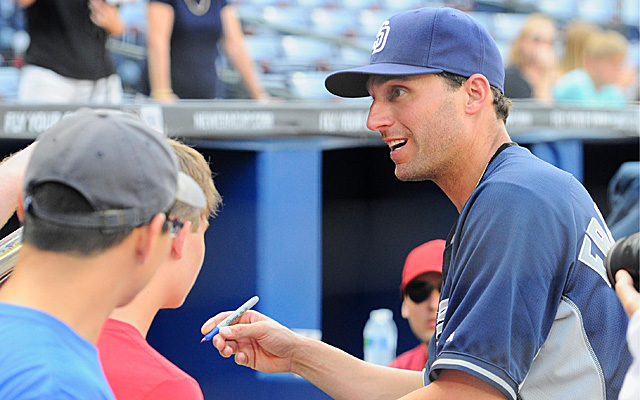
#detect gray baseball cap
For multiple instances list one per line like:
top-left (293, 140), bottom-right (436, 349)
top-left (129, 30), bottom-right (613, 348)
top-left (23, 108), bottom-right (206, 231)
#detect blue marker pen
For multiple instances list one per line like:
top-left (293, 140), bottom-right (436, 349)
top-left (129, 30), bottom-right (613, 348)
top-left (201, 296), bottom-right (259, 343)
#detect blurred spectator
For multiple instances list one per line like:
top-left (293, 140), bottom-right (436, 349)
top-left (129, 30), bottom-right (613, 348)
top-left (560, 19), bottom-right (600, 74)
top-left (388, 240), bottom-right (444, 371)
top-left (553, 29), bottom-right (635, 107)
top-left (607, 162), bottom-right (640, 240)
top-left (145, 0), bottom-right (269, 101)
top-left (504, 14), bottom-right (559, 102)
top-left (16, 0), bottom-right (125, 103)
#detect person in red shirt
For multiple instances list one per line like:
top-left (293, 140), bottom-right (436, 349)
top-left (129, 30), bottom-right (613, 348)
top-left (97, 139), bottom-right (222, 399)
top-left (388, 239), bottom-right (445, 371)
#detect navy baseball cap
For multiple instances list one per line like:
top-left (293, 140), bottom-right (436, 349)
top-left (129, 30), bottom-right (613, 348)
top-left (325, 7), bottom-right (505, 98)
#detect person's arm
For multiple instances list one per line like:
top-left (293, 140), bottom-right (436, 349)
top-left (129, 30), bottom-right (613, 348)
top-left (0, 142), bottom-right (37, 228)
top-left (396, 370), bottom-right (506, 400)
top-left (15, 0), bottom-right (35, 6)
top-left (220, 5), bottom-right (269, 100)
top-left (203, 310), bottom-right (423, 400)
top-left (146, 2), bottom-right (179, 102)
top-left (89, 0), bottom-right (125, 36)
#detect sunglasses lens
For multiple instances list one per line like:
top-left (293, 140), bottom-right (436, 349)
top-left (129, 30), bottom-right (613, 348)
top-left (405, 281), bottom-right (440, 303)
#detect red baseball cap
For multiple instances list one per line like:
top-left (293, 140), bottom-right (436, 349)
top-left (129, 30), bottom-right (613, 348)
top-left (401, 239), bottom-right (446, 293)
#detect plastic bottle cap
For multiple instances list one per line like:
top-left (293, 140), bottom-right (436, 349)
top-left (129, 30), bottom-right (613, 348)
top-left (370, 308), bottom-right (393, 322)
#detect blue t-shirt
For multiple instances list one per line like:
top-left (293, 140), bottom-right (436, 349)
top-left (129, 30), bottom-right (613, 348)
top-left (425, 146), bottom-right (631, 400)
top-left (151, 0), bottom-right (228, 99)
top-left (553, 68), bottom-right (627, 108)
top-left (0, 303), bottom-right (115, 399)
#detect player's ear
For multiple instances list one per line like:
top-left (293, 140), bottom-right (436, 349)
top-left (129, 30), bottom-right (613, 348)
top-left (463, 73), bottom-right (491, 116)
top-left (401, 298), bottom-right (410, 319)
top-left (172, 220), bottom-right (192, 259)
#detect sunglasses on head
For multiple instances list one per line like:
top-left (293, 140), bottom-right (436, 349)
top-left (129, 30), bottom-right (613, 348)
top-left (403, 280), bottom-right (442, 304)
top-left (162, 212), bottom-right (184, 238)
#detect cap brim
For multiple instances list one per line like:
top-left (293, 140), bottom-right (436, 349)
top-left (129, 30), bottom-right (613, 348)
top-left (176, 172), bottom-right (207, 210)
top-left (325, 63), bottom-right (443, 98)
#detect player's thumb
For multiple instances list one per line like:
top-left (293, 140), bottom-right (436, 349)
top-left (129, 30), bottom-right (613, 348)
top-left (615, 269), bottom-right (639, 317)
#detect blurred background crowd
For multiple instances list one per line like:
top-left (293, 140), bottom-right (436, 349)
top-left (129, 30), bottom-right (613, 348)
top-left (0, 0), bottom-right (638, 104)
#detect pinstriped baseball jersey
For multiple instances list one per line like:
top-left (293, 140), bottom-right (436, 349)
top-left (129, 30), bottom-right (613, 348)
top-left (424, 145), bottom-right (632, 400)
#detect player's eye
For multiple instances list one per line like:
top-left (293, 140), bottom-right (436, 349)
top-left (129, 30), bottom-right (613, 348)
top-left (390, 87), bottom-right (406, 99)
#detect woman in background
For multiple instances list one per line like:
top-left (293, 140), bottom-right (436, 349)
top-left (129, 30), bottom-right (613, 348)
top-left (16, 0), bottom-right (124, 103)
top-left (146, 0), bottom-right (268, 101)
top-left (503, 13), bottom-right (559, 102)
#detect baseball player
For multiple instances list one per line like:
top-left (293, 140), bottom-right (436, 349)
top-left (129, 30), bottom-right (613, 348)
top-left (202, 7), bottom-right (631, 400)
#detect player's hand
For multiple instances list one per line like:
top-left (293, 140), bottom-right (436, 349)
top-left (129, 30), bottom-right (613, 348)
top-left (615, 269), bottom-right (640, 317)
top-left (201, 310), bottom-right (299, 374)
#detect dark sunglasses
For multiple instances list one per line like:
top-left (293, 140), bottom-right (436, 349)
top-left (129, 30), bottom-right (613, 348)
top-left (403, 281), bottom-right (442, 304)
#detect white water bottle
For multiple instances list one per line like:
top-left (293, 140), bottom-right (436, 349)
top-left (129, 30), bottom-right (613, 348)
top-left (363, 308), bottom-right (397, 365)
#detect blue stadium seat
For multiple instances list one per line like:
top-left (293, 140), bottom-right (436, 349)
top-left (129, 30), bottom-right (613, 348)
top-left (379, 0), bottom-right (423, 12)
top-left (358, 9), bottom-right (388, 38)
top-left (262, 5), bottom-right (312, 32)
top-left (622, 0), bottom-right (639, 26)
top-left (0, 66), bottom-right (19, 101)
top-left (536, 0), bottom-right (578, 21)
top-left (286, 71), bottom-right (337, 99)
top-left (491, 13), bottom-right (526, 41)
top-left (244, 35), bottom-right (283, 73)
top-left (576, 0), bottom-right (615, 24)
top-left (295, 0), bottom-right (336, 8)
top-left (338, 0), bottom-right (380, 10)
top-left (279, 35), bottom-right (338, 70)
top-left (311, 8), bottom-right (359, 37)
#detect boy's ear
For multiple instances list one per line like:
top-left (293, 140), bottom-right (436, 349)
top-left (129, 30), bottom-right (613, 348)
top-left (135, 213), bottom-right (166, 264)
top-left (16, 191), bottom-right (24, 222)
top-left (171, 220), bottom-right (192, 259)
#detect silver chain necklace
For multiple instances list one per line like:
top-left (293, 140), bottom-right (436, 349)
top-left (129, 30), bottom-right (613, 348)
top-left (183, 0), bottom-right (211, 16)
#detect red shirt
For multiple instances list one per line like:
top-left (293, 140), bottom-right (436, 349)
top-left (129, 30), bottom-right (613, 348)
top-left (388, 344), bottom-right (428, 371)
top-left (97, 318), bottom-right (203, 400)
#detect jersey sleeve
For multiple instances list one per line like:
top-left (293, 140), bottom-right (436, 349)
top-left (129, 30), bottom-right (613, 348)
top-left (428, 169), bottom-right (578, 400)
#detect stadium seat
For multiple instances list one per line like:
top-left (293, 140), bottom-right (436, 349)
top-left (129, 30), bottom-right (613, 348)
top-left (0, 66), bottom-right (19, 101)
top-left (358, 9), bottom-right (388, 38)
top-left (491, 13), bottom-right (527, 41)
top-left (379, 0), bottom-right (423, 12)
top-left (286, 70), bottom-right (337, 99)
top-left (338, 0), bottom-right (380, 10)
top-left (280, 35), bottom-right (338, 70)
top-left (577, 0), bottom-right (615, 24)
top-left (262, 5), bottom-right (312, 32)
top-left (536, 0), bottom-right (578, 21)
top-left (244, 35), bottom-right (283, 73)
top-left (311, 8), bottom-right (359, 37)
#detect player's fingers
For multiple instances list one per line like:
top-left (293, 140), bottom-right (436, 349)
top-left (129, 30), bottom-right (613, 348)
top-left (235, 351), bottom-right (249, 366)
top-left (615, 270), bottom-right (640, 317)
top-left (616, 269), bottom-right (633, 286)
top-left (201, 311), bottom-right (234, 335)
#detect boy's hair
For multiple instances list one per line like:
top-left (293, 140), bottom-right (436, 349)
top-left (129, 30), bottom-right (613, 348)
top-left (561, 20), bottom-right (601, 73)
top-left (22, 183), bottom-right (134, 256)
top-left (169, 140), bottom-right (222, 232)
top-left (585, 30), bottom-right (628, 60)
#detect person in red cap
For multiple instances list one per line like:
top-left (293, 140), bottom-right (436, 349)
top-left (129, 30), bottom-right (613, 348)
top-left (389, 240), bottom-right (445, 371)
